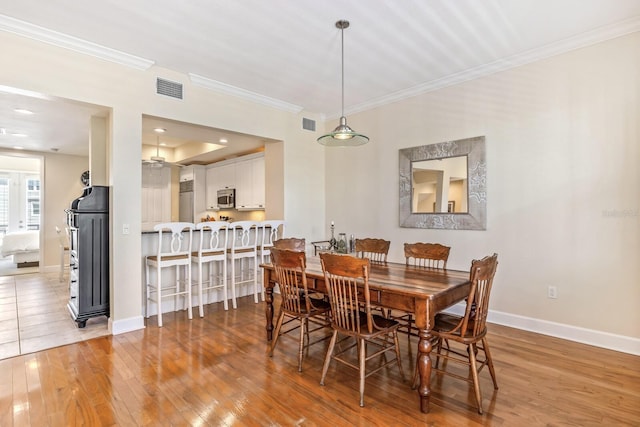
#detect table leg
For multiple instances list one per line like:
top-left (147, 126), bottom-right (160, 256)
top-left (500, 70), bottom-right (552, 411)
top-left (417, 328), bottom-right (433, 413)
top-left (264, 269), bottom-right (274, 341)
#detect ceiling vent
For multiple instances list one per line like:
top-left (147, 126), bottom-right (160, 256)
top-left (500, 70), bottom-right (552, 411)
top-left (302, 117), bottom-right (316, 132)
top-left (156, 78), bottom-right (183, 99)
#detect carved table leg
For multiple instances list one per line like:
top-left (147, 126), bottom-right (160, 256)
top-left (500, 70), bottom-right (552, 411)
top-left (264, 269), bottom-right (274, 341)
top-left (417, 329), bottom-right (433, 413)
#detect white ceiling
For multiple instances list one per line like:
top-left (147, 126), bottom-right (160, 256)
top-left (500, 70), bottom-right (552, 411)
top-left (1, 0), bottom-right (640, 160)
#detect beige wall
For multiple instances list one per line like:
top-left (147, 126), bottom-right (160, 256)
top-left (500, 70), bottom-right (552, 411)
top-left (324, 33), bottom-right (639, 349)
top-left (1, 26), bottom-right (637, 352)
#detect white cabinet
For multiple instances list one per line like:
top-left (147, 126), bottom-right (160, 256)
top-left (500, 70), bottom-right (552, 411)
top-left (205, 154), bottom-right (264, 211)
top-left (180, 166), bottom-right (195, 182)
top-left (235, 156), bottom-right (265, 210)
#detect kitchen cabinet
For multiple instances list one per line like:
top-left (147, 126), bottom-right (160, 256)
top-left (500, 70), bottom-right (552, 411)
top-left (205, 153), bottom-right (265, 211)
top-left (235, 156), bottom-right (265, 210)
top-left (180, 166), bottom-right (194, 182)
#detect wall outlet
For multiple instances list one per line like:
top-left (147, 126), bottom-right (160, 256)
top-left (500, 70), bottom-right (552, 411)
top-left (122, 224), bottom-right (130, 235)
top-left (548, 286), bottom-right (558, 299)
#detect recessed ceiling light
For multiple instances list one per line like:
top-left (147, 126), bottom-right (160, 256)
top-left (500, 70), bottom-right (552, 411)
top-left (159, 143), bottom-right (167, 146)
top-left (14, 108), bottom-right (34, 115)
top-left (11, 133), bottom-right (27, 137)
top-left (13, 146), bottom-right (24, 150)
top-left (219, 138), bottom-right (228, 144)
top-left (154, 127), bottom-right (166, 133)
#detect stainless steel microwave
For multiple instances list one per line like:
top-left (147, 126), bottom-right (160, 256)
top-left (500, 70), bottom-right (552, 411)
top-left (217, 188), bottom-right (235, 209)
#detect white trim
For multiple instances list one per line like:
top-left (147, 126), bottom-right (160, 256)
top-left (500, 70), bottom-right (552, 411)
top-left (0, 14), bottom-right (155, 70)
top-left (444, 304), bottom-right (640, 356)
top-left (189, 73), bottom-right (304, 114)
top-left (344, 16), bottom-right (640, 117)
top-left (109, 315), bottom-right (145, 335)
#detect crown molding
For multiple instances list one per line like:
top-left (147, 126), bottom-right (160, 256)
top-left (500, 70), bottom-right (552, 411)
top-left (189, 73), bottom-right (303, 114)
top-left (0, 14), bottom-right (154, 70)
top-left (344, 15), bottom-right (640, 117)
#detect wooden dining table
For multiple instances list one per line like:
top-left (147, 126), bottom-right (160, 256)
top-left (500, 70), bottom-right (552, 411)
top-left (261, 256), bottom-right (471, 413)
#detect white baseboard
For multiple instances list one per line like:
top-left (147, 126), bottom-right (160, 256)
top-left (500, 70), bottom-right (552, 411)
top-left (444, 305), bottom-right (640, 356)
top-left (109, 315), bottom-right (145, 335)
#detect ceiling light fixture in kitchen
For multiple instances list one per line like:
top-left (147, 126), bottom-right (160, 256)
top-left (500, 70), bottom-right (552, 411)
top-left (317, 20), bottom-right (369, 147)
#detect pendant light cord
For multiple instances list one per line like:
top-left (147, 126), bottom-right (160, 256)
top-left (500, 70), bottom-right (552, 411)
top-left (340, 24), bottom-right (345, 118)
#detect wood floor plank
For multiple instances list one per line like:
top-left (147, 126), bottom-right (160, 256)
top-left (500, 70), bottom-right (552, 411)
top-left (0, 295), bottom-right (638, 426)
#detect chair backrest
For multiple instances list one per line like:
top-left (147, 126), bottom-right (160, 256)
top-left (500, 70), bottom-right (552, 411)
top-left (229, 221), bottom-right (259, 252)
top-left (355, 238), bottom-right (390, 263)
top-left (404, 242), bottom-right (450, 268)
top-left (460, 253), bottom-right (499, 338)
top-left (195, 221), bottom-right (228, 258)
top-left (273, 237), bottom-right (306, 252)
top-left (260, 220), bottom-right (285, 249)
top-left (55, 225), bottom-right (69, 249)
top-left (320, 253), bottom-right (373, 335)
top-left (270, 247), bottom-right (314, 314)
top-left (153, 222), bottom-right (195, 260)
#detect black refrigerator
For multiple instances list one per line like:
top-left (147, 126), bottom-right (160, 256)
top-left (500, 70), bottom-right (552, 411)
top-left (65, 185), bottom-right (109, 328)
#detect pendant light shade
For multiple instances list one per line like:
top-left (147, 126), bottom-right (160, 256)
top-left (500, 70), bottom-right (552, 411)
top-left (317, 20), bottom-right (369, 147)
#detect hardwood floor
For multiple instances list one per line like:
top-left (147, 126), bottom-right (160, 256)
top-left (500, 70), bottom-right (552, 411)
top-left (0, 272), bottom-right (109, 360)
top-left (1, 295), bottom-right (639, 426)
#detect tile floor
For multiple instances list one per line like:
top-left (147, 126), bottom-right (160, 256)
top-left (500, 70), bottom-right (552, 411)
top-left (0, 272), bottom-right (109, 360)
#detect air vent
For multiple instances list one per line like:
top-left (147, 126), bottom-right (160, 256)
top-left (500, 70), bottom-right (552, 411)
top-left (156, 78), bottom-right (183, 99)
top-left (302, 117), bottom-right (316, 131)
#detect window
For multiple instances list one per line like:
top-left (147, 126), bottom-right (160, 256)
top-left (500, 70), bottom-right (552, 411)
top-left (26, 177), bottom-right (40, 230)
top-left (0, 177), bottom-right (8, 234)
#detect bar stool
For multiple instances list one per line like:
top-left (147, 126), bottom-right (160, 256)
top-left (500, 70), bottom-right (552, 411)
top-left (259, 220), bottom-right (285, 264)
top-left (228, 220), bottom-right (260, 308)
top-left (145, 222), bottom-right (194, 327)
top-left (55, 225), bottom-right (70, 282)
top-left (192, 221), bottom-right (229, 316)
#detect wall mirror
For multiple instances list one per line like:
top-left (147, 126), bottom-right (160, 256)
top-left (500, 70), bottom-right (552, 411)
top-left (399, 136), bottom-right (486, 230)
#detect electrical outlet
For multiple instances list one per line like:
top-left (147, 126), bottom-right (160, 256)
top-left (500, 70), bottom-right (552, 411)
top-left (122, 224), bottom-right (130, 235)
top-left (548, 286), bottom-right (558, 299)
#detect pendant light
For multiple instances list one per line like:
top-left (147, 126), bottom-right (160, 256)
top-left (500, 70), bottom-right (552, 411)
top-left (317, 20), bottom-right (369, 146)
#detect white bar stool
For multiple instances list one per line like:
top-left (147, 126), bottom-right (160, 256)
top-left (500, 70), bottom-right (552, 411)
top-left (259, 220), bottom-right (285, 265)
top-left (55, 225), bottom-right (70, 282)
top-left (145, 222), bottom-right (194, 327)
top-left (228, 220), bottom-right (259, 308)
top-left (192, 221), bottom-right (229, 316)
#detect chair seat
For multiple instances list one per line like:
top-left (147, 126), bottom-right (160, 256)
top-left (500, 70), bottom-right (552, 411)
top-left (147, 254), bottom-right (189, 262)
top-left (434, 312), bottom-right (481, 338)
top-left (192, 249), bottom-right (225, 258)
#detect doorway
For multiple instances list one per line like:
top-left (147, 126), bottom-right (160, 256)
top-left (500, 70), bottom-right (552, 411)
top-left (0, 154), bottom-right (42, 276)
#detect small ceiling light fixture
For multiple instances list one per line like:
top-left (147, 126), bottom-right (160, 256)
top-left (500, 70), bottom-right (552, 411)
top-left (153, 127), bottom-right (166, 133)
top-left (14, 108), bottom-right (34, 115)
top-left (11, 133), bottom-right (27, 137)
top-left (317, 20), bottom-right (369, 147)
top-left (219, 138), bottom-right (228, 144)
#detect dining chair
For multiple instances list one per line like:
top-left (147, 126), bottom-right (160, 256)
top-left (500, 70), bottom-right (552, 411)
top-left (192, 221), bottom-right (229, 316)
top-left (228, 220), bottom-right (260, 308)
top-left (145, 222), bottom-right (194, 327)
top-left (404, 242), bottom-right (450, 268)
top-left (55, 225), bottom-right (70, 282)
top-left (429, 253), bottom-right (499, 414)
top-left (268, 247), bottom-right (331, 372)
top-left (354, 238), bottom-right (390, 264)
top-left (397, 242), bottom-right (452, 339)
top-left (273, 237), bottom-right (306, 252)
top-left (319, 253), bottom-right (404, 407)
